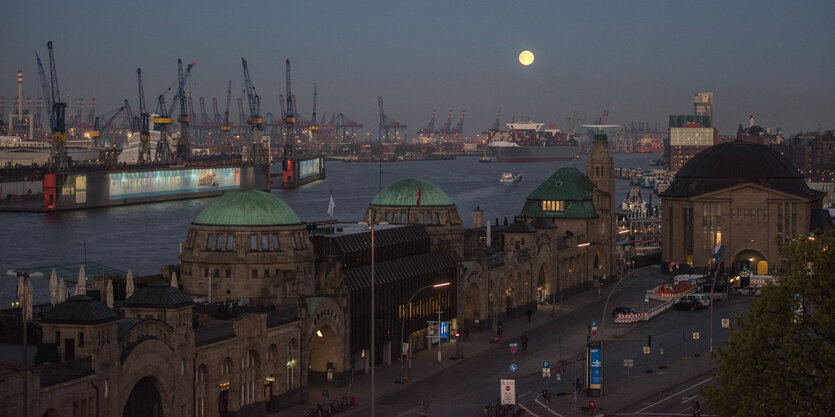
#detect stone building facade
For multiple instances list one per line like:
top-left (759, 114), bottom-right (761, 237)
top-left (660, 141), bottom-right (827, 274)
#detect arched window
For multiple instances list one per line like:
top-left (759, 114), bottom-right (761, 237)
top-left (267, 344), bottom-right (277, 362)
top-left (241, 350), bottom-right (259, 406)
top-left (286, 338), bottom-right (298, 389)
top-left (221, 357), bottom-right (233, 377)
top-left (196, 365), bottom-right (208, 417)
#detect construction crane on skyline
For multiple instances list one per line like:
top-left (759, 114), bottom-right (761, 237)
top-left (221, 80), bottom-right (233, 150)
top-left (377, 96), bottom-right (405, 143)
top-left (136, 68), bottom-right (152, 163)
top-left (45, 42), bottom-right (69, 169)
top-left (175, 59), bottom-right (195, 160)
top-left (282, 59), bottom-right (296, 165)
top-left (89, 105), bottom-right (125, 148)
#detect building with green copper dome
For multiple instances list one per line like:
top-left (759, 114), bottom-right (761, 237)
top-left (179, 190), bottom-right (316, 306)
top-left (363, 178), bottom-right (465, 257)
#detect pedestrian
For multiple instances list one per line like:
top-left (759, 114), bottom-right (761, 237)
top-left (526, 308), bottom-right (533, 323)
top-left (521, 334), bottom-right (528, 352)
top-left (463, 327), bottom-right (469, 340)
top-left (692, 400), bottom-right (701, 417)
top-left (497, 321), bottom-right (503, 336)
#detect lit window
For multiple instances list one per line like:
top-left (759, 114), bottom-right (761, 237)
top-left (541, 200), bottom-right (565, 212)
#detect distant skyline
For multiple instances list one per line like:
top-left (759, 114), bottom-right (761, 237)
top-left (2, 1), bottom-right (833, 137)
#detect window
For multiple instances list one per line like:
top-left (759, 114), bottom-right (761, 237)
top-left (267, 344), bottom-right (277, 362)
top-left (273, 235), bottom-right (280, 251)
top-left (264, 269), bottom-right (270, 278)
top-left (291, 234), bottom-right (297, 249)
top-left (196, 365), bottom-right (208, 417)
top-left (225, 269), bottom-right (231, 278)
top-left (206, 234), bottom-right (214, 250)
top-left (204, 268), bottom-right (209, 278)
top-left (250, 234), bottom-right (258, 251)
top-left (541, 200), bottom-right (565, 212)
top-left (242, 351), bottom-right (259, 406)
top-left (252, 269), bottom-right (258, 279)
top-left (56, 331), bottom-right (60, 346)
top-left (262, 234), bottom-right (269, 251)
top-left (214, 269), bottom-right (219, 278)
top-left (227, 235), bottom-right (234, 251)
top-left (221, 357), bottom-right (232, 377)
top-left (216, 234), bottom-right (224, 250)
top-left (78, 331), bottom-right (84, 347)
top-left (400, 213), bottom-right (407, 223)
top-left (434, 213), bottom-right (440, 224)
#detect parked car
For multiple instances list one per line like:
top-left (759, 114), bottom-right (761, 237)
top-left (737, 286), bottom-right (761, 296)
top-left (611, 307), bottom-right (642, 318)
top-left (673, 297), bottom-right (704, 311)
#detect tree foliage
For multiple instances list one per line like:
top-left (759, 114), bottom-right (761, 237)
top-left (704, 234), bottom-right (835, 416)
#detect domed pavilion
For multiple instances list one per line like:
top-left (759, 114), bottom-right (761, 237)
top-left (660, 141), bottom-right (826, 274)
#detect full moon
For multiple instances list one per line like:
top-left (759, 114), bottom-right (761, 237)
top-left (518, 50), bottom-right (534, 66)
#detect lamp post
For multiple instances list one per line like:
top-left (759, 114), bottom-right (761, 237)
top-left (8, 269), bottom-right (44, 417)
top-left (399, 282), bottom-right (450, 383)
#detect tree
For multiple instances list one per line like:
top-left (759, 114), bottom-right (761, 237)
top-left (704, 233), bottom-right (835, 416)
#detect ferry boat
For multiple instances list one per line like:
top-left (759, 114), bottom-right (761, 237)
top-left (499, 172), bottom-right (522, 183)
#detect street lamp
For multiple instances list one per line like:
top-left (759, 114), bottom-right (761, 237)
top-left (7, 269), bottom-right (44, 417)
top-left (399, 282), bottom-right (450, 383)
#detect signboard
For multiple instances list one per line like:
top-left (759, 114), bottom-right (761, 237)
top-left (108, 167), bottom-right (241, 200)
top-left (401, 343), bottom-right (409, 356)
top-left (509, 343), bottom-right (518, 354)
top-left (589, 347), bottom-right (602, 389)
top-left (693, 332), bottom-right (700, 340)
top-left (542, 360), bottom-right (551, 378)
top-left (299, 157), bottom-right (321, 179)
top-left (428, 324), bottom-right (435, 336)
top-left (500, 379), bottom-right (516, 405)
top-left (623, 359), bottom-right (633, 368)
top-left (644, 294), bottom-right (650, 302)
top-left (542, 360), bottom-right (551, 369)
top-left (440, 321), bottom-right (450, 342)
top-left (721, 318), bottom-right (730, 328)
top-left (591, 321), bottom-right (598, 336)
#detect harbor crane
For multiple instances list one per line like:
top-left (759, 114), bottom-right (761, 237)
top-left (41, 42), bottom-right (69, 169)
top-left (136, 68), bottom-right (151, 163)
top-left (490, 110), bottom-right (502, 132)
top-left (123, 99), bottom-right (137, 132)
top-left (89, 105), bottom-right (125, 148)
top-left (417, 108), bottom-right (437, 138)
top-left (378, 96), bottom-right (406, 143)
top-left (175, 59), bottom-right (195, 160)
top-left (282, 59), bottom-right (297, 164)
top-left (453, 109), bottom-right (466, 140)
top-left (310, 82), bottom-right (318, 145)
top-left (221, 80), bottom-right (233, 149)
top-left (241, 57), bottom-right (268, 164)
top-left (440, 109), bottom-right (454, 140)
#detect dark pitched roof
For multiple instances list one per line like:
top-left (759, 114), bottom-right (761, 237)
top-left (41, 295), bottom-right (120, 325)
top-left (343, 252), bottom-right (457, 291)
top-left (124, 281), bottom-right (193, 309)
top-left (504, 221), bottom-right (537, 234)
top-left (519, 167), bottom-right (599, 219)
top-left (662, 141), bottom-right (825, 199)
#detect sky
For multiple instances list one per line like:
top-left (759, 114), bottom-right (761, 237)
top-left (2, 0), bottom-right (833, 138)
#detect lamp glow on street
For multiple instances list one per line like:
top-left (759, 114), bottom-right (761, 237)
top-left (316, 330), bottom-right (323, 338)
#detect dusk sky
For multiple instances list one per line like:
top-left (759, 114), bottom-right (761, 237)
top-left (2, 0), bottom-right (833, 137)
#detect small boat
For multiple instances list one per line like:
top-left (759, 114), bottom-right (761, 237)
top-left (479, 155), bottom-right (492, 162)
top-left (499, 172), bottom-right (522, 183)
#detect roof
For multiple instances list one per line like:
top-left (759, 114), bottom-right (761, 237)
top-left (124, 281), bottom-right (193, 309)
top-left (41, 295), bottom-right (120, 325)
top-left (370, 179), bottom-right (453, 207)
top-left (504, 221), bottom-right (537, 233)
top-left (518, 167), bottom-right (599, 219)
top-left (662, 141), bottom-right (825, 199)
top-left (193, 190), bottom-right (301, 227)
top-left (343, 252), bottom-right (457, 291)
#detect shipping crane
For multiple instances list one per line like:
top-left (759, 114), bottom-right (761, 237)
top-left (123, 99), bottom-right (137, 132)
top-left (490, 110), bottom-right (502, 132)
top-left (453, 109), bottom-right (466, 140)
top-left (174, 59), bottom-right (195, 160)
top-left (86, 98), bottom-right (96, 128)
top-left (310, 82), bottom-right (318, 146)
top-left (282, 59), bottom-right (296, 163)
top-left (221, 80), bottom-right (233, 149)
top-left (34, 97), bottom-right (43, 137)
top-left (237, 97), bottom-right (245, 134)
top-left (378, 96), bottom-right (406, 143)
top-left (42, 42), bottom-right (69, 169)
top-left (417, 108), bottom-right (437, 138)
top-left (89, 105), bottom-right (125, 147)
top-left (136, 68), bottom-right (152, 163)
top-left (241, 57), bottom-right (267, 164)
top-left (439, 109), bottom-right (454, 141)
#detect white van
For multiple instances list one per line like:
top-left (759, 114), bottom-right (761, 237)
top-left (682, 293), bottom-right (711, 307)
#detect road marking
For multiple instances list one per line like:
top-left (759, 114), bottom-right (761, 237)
top-left (635, 377), bottom-right (713, 413)
top-left (679, 395), bottom-right (698, 405)
top-left (533, 397), bottom-right (566, 416)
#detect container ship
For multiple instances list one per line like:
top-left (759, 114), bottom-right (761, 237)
top-left (486, 119), bottom-right (580, 162)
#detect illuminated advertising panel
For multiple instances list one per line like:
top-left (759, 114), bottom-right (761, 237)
top-left (589, 346), bottom-right (602, 389)
top-left (108, 167), bottom-right (240, 200)
top-left (299, 158), bottom-right (320, 179)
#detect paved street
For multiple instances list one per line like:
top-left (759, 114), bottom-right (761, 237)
top-left (277, 266), bottom-right (753, 416)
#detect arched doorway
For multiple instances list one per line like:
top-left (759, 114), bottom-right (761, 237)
top-left (309, 325), bottom-right (340, 383)
top-left (42, 409), bottom-right (59, 417)
top-left (733, 249), bottom-right (766, 273)
top-left (462, 283), bottom-right (481, 330)
top-left (123, 376), bottom-right (164, 417)
top-left (756, 260), bottom-right (768, 275)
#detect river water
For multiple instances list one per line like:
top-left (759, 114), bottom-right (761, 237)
top-left (0, 153), bottom-right (658, 302)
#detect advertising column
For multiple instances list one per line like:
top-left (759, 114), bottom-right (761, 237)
top-left (587, 340), bottom-right (602, 397)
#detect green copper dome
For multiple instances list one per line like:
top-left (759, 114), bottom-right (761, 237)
top-left (194, 190), bottom-right (301, 226)
top-left (371, 179), bottom-right (453, 207)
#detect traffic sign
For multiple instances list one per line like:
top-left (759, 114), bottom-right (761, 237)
top-left (509, 343), bottom-right (518, 354)
top-left (542, 360), bottom-right (550, 369)
top-left (645, 294), bottom-right (650, 302)
top-left (643, 346), bottom-right (650, 354)
top-left (623, 359), bottom-right (634, 367)
top-left (542, 368), bottom-right (551, 378)
top-left (693, 332), bottom-right (700, 340)
top-left (721, 318), bottom-right (730, 328)
top-left (591, 321), bottom-right (598, 328)
top-left (509, 363), bottom-right (518, 373)
top-left (500, 379), bottom-right (516, 405)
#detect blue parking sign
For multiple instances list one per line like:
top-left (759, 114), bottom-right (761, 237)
top-left (542, 360), bottom-right (550, 369)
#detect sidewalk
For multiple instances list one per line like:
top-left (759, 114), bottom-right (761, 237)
top-left (274, 282), bottom-right (616, 417)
